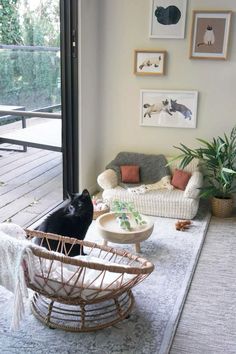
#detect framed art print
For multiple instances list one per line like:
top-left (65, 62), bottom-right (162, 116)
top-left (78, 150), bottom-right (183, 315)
top-left (190, 10), bottom-right (232, 59)
top-left (149, 0), bottom-right (187, 39)
top-left (134, 50), bottom-right (166, 76)
top-left (140, 90), bottom-right (198, 129)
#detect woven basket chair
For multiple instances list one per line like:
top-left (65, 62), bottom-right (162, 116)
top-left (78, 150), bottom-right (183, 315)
top-left (24, 229), bottom-right (154, 332)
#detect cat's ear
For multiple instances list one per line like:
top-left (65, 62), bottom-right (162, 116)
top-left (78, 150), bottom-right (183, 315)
top-left (67, 192), bottom-right (75, 200)
top-left (82, 189), bottom-right (90, 197)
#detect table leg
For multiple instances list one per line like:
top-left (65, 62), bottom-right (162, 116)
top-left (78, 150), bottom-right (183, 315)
top-left (135, 242), bottom-right (141, 253)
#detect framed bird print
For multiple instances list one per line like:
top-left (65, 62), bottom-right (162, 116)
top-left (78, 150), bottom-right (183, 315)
top-left (149, 0), bottom-right (187, 39)
top-left (190, 10), bottom-right (232, 60)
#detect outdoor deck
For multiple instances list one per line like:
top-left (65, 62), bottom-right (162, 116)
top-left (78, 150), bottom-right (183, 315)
top-left (0, 119), bottom-right (63, 227)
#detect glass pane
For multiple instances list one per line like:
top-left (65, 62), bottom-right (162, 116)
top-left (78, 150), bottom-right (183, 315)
top-left (0, 0), bottom-right (63, 227)
top-left (0, 0), bottom-right (61, 109)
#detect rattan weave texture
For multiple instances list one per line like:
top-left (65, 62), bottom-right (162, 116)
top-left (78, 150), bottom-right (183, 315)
top-left (24, 229), bottom-right (154, 331)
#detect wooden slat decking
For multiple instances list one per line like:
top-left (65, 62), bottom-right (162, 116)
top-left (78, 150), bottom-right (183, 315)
top-left (0, 119), bottom-right (63, 227)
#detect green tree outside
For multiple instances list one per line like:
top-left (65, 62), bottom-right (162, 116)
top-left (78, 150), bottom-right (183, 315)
top-left (0, 0), bottom-right (22, 44)
top-left (0, 0), bottom-right (61, 111)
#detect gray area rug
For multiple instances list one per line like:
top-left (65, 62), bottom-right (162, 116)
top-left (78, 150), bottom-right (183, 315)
top-left (0, 204), bottom-right (210, 354)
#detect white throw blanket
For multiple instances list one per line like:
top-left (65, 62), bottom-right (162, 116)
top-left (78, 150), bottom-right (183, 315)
top-left (0, 223), bottom-right (27, 240)
top-left (0, 225), bottom-right (36, 330)
top-left (128, 175), bottom-right (174, 194)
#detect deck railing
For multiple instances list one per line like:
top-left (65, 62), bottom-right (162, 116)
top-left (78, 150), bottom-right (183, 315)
top-left (0, 104), bottom-right (62, 152)
top-left (0, 104), bottom-right (61, 121)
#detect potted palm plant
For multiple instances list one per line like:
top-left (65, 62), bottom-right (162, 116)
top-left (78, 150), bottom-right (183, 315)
top-left (172, 126), bottom-right (236, 217)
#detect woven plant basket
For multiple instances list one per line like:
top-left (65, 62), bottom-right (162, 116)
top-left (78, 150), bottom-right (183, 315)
top-left (93, 207), bottom-right (109, 220)
top-left (211, 196), bottom-right (234, 218)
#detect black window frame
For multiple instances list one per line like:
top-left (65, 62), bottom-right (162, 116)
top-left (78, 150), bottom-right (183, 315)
top-left (60, 0), bottom-right (79, 197)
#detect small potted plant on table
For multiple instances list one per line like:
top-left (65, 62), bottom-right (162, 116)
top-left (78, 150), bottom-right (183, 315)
top-left (96, 200), bottom-right (153, 253)
top-left (111, 200), bottom-right (146, 231)
top-left (172, 126), bottom-right (236, 217)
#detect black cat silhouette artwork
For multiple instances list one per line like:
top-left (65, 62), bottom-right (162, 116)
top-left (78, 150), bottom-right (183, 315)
top-left (155, 5), bottom-right (181, 25)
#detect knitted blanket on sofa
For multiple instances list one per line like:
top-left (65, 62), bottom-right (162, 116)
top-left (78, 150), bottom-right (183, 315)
top-left (106, 152), bottom-right (171, 188)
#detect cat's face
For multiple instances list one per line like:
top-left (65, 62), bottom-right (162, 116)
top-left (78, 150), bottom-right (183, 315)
top-left (162, 99), bottom-right (169, 107)
top-left (68, 189), bottom-right (93, 216)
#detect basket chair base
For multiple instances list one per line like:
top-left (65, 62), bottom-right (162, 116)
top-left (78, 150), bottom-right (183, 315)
top-left (31, 290), bottom-right (134, 332)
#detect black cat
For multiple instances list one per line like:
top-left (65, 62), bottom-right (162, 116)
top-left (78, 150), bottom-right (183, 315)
top-left (35, 189), bottom-right (93, 256)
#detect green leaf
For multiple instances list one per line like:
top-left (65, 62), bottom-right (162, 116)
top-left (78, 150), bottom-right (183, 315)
top-left (112, 200), bottom-right (145, 230)
top-left (222, 167), bottom-right (236, 174)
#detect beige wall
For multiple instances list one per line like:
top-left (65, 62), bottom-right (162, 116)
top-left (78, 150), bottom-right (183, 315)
top-left (79, 0), bottom-right (236, 192)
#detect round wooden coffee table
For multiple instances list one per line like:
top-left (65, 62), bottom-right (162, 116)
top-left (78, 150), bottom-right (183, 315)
top-left (96, 212), bottom-right (154, 252)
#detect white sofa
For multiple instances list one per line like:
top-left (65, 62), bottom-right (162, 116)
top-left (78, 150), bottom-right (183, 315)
top-left (97, 152), bottom-right (203, 219)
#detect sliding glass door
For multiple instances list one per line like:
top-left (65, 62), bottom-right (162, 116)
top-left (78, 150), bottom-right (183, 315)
top-left (60, 0), bottom-right (79, 195)
top-left (0, 0), bottom-right (78, 226)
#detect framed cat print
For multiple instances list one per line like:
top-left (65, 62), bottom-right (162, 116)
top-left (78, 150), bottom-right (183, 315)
top-left (190, 10), bottom-right (232, 60)
top-left (134, 50), bottom-right (166, 75)
top-left (140, 90), bottom-right (198, 129)
top-left (149, 0), bottom-right (187, 39)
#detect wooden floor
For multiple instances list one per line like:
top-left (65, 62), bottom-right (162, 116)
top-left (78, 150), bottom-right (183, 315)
top-left (170, 215), bottom-right (236, 354)
top-left (0, 119), bottom-right (63, 227)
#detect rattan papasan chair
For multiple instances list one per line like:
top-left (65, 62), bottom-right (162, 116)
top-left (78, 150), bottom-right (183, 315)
top-left (24, 229), bottom-right (154, 332)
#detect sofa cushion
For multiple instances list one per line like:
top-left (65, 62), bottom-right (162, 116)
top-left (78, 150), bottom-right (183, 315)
top-left (106, 152), bottom-right (171, 187)
top-left (171, 169), bottom-right (191, 190)
top-left (120, 165), bottom-right (140, 183)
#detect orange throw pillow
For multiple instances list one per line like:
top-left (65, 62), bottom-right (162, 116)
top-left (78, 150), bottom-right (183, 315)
top-left (120, 165), bottom-right (140, 183)
top-left (171, 169), bottom-right (191, 190)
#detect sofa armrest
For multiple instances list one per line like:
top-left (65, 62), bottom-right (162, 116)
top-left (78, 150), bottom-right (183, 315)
top-left (184, 171), bottom-right (203, 199)
top-left (97, 169), bottom-right (118, 190)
